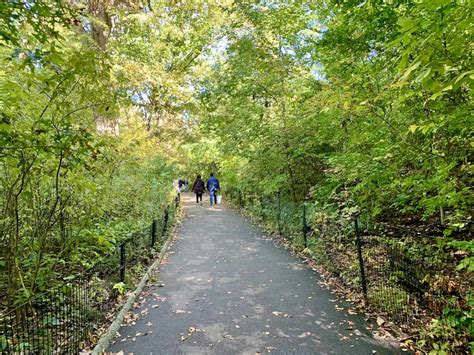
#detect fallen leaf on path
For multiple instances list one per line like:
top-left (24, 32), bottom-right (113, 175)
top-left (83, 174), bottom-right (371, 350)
top-left (298, 332), bottom-right (312, 338)
top-left (123, 312), bottom-right (139, 324)
top-left (188, 327), bottom-right (204, 334)
top-left (181, 336), bottom-right (187, 341)
top-left (373, 329), bottom-right (389, 339)
top-left (271, 311), bottom-right (283, 316)
top-left (146, 322), bottom-right (153, 326)
top-left (376, 317), bottom-right (385, 326)
top-left (176, 310), bottom-right (186, 314)
top-left (223, 334), bottom-right (234, 340)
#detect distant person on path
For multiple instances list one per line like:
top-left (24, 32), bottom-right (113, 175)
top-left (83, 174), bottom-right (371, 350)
top-left (206, 173), bottom-right (220, 207)
top-left (192, 175), bottom-right (205, 205)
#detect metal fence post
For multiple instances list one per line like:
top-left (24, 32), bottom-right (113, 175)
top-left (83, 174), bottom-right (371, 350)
top-left (260, 195), bottom-right (264, 218)
top-left (239, 190), bottom-right (243, 208)
top-left (175, 193), bottom-right (180, 207)
top-left (151, 219), bottom-right (157, 247)
top-left (277, 191), bottom-right (282, 236)
top-left (162, 206), bottom-right (169, 238)
top-left (303, 202), bottom-right (308, 248)
top-left (354, 217), bottom-right (368, 299)
top-left (120, 243), bottom-right (126, 282)
top-left (3, 314), bottom-right (11, 353)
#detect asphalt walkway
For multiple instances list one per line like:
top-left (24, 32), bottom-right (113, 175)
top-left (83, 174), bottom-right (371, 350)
top-left (107, 193), bottom-right (397, 354)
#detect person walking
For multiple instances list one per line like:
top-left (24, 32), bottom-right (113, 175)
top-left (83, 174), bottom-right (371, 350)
top-left (206, 173), bottom-right (220, 207)
top-left (192, 175), bottom-right (205, 205)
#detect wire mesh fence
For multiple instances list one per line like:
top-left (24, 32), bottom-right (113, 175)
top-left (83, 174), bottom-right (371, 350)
top-left (228, 189), bottom-right (445, 323)
top-left (358, 232), bottom-right (437, 317)
top-left (1, 279), bottom-right (92, 354)
top-left (0, 195), bottom-right (179, 354)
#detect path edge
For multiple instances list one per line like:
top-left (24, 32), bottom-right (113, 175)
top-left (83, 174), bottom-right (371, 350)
top-left (233, 204), bottom-right (403, 352)
top-left (91, 220), bottom-right (179, 354)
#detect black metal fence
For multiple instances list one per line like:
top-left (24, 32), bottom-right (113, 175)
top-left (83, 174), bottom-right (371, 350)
top-left (0, 195), bottom-right (179, 354)
top-left (228, 189), bottom-right (444, 322)
top-left (1, 279), bottom-right (91, 354)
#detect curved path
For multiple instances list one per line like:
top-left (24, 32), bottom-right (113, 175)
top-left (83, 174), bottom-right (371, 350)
top-left (107, 193), bottom-right (397, 354)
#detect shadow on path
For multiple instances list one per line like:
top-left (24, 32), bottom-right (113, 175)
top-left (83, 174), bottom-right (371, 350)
top-left (107, 193), bottom-right (398, 354)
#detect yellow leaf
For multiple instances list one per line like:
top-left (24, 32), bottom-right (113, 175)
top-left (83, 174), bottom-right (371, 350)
top-left (408, 125), bottom-right (418, 133)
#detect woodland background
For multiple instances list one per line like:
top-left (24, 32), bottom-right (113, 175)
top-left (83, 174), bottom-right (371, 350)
top-left (0, 0), bottom-right (472, 353)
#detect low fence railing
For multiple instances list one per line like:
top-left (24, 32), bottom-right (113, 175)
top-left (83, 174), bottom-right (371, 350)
top-left (0, 194), bottom-right (180, 354)
top-left (227, 189), bottom-right (446, 322)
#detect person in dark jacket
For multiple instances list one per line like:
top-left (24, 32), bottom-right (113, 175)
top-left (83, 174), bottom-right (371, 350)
top-left (206, 173), bottom-right (220, 207)
top-left (192, 175), bottom-right (205, 205)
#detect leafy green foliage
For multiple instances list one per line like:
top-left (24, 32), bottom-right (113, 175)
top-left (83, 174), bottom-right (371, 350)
top-left (1, 0), bottom-right (472, 352)
top-left (0, 0), bottom-right (192, 305)
top-left (0, 0), bottom-right (73, 45)
top-left (185, 1), bottom-right (472, 352)
top-left (419, 294), bottom-right (474, 354)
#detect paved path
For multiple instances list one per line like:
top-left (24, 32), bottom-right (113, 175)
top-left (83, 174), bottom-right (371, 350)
top-left (108, 193), bottom-right (397, 354)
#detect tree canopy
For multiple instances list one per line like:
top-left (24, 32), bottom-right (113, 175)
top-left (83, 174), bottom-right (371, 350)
top-left (1, 0), bottom-right (472, 352)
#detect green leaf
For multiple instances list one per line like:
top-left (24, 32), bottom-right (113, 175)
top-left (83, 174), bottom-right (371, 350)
top-left (408, 125), bottom-right (418, 133)
top-left (398, 18), bottom-right (419, 33)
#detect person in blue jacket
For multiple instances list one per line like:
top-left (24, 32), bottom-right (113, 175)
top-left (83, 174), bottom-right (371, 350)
top-left (206, 173), bottom-right (220, 207)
